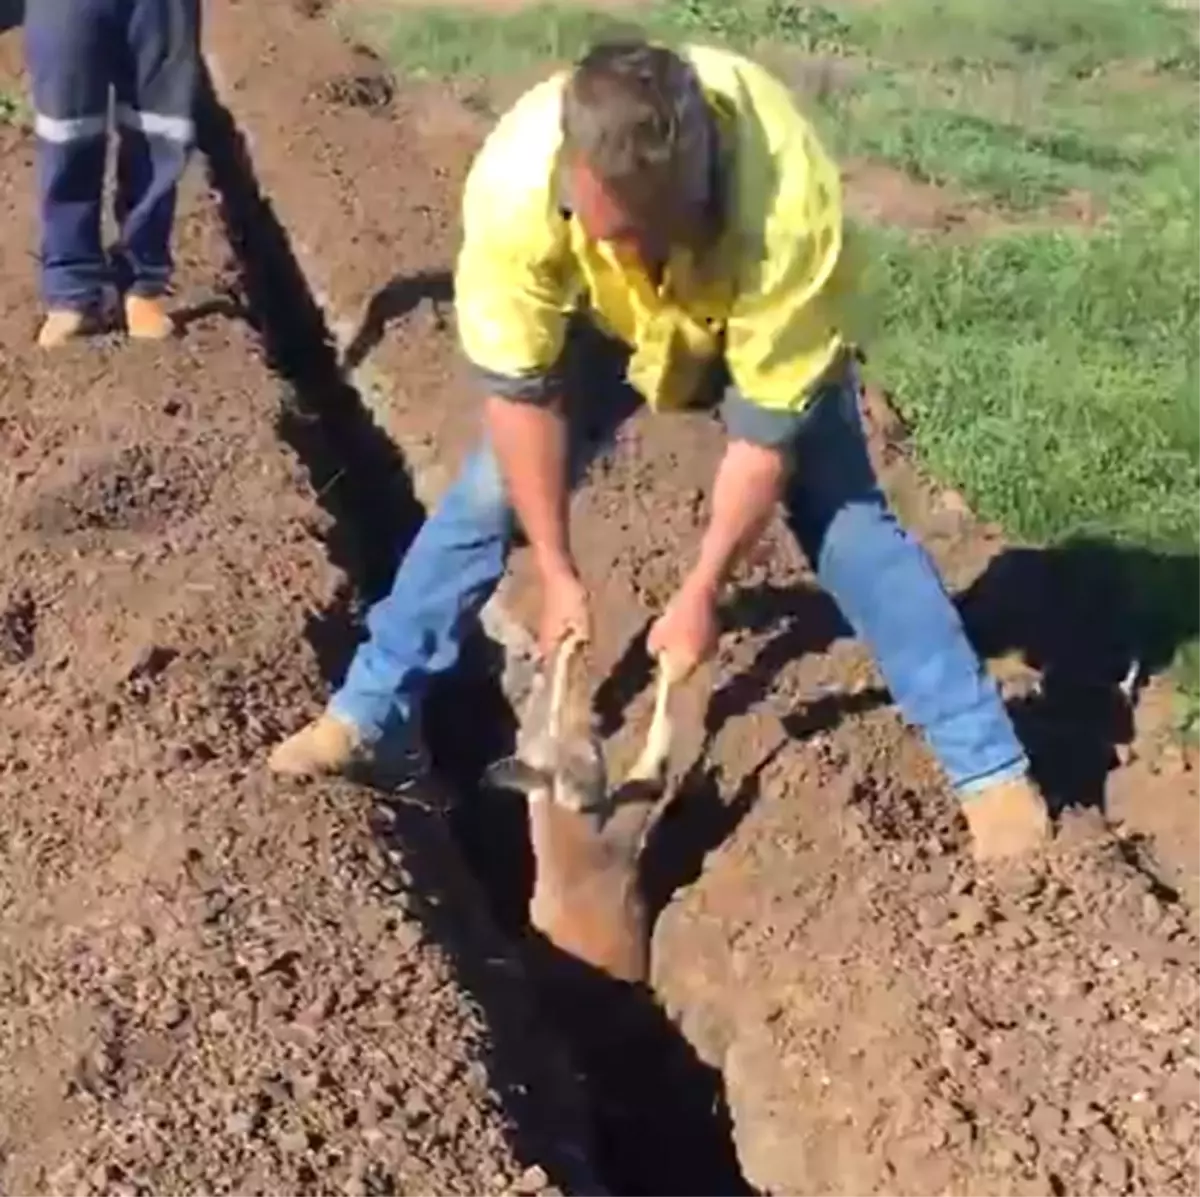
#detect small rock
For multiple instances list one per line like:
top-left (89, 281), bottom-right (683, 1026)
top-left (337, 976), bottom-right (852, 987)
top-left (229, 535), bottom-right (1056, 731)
top-left (161, 998), bottom-right (190, 1031)
top-left (276, 1128), bottom-right (308, 1156)
top-left (225, 1112), bottom-right (253, 1136)
top-left (1113, 742), bottom-right (1137, 766)
top-left (1091, 1120), bottom-right (1120, 1152)
top-left (1157, 1068), bottom-right (1200, 1112)
top-left (1096, 1152), bottom-right (1131, 1192)
top-left (1028, 1103), bottom-right (1066, 1142)
top-left (950, 897), bottom-right (986, 937)
top-left (1170, 1108), bottom-right (1197, 1146)
top-left (513, 1164), bottom-right (549, 1194)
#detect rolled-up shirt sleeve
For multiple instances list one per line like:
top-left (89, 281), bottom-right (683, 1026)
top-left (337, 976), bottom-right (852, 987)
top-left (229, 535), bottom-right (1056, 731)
top-left (719, 387), bottom-right (812, 447)
top-left (454, 93), bottom-right (574, 406)
top-left (456, 234), bottom-right (571, 405)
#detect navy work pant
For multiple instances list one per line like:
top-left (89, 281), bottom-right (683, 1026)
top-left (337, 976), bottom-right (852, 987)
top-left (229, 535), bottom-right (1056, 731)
top-left (25, 0), bottom-right (200, 308)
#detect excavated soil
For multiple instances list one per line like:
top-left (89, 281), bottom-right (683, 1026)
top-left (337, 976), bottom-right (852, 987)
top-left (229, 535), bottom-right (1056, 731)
top-left (1, 2), bottom-right (1197, 1194)
top-left (0, 53), bottom-right (597, 1196)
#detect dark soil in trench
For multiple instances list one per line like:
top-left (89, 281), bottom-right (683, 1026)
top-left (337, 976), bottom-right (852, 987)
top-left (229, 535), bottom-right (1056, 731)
top-left (195, 4), bottom-right (1200, 1192)
top-left (195, 66), bottom-right (754, 1197)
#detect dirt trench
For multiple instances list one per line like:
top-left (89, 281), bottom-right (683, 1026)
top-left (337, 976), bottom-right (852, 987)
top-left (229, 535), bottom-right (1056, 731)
top-left (0, 39), bottom-right (601, 1197)
top-left (192, 61), bottom-right (747, 1197)
top-left (201, 4), bottom-right (1199, 1195)
top-left (3, 0), bottom-right (1198, 1193)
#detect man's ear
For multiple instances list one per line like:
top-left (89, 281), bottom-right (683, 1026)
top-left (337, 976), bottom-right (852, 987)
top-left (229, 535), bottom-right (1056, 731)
top-left (482, 756), bottom-right (551, 795)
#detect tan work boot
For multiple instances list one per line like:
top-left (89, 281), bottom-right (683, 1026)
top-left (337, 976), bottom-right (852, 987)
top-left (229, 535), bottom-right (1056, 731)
top-left (36, 307), bottom-right (105, 349)
top-left (269, 712), bottom-right (361, 777)
top-left (269, 710), bottom-right (428, 791)
top-left (962, 775), bottom-right (1052, 863)
top-left (124, 294), bottom-right (175, 340)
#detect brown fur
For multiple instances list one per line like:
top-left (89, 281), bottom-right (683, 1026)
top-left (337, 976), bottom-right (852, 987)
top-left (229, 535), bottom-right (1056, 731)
top-left (488, 636), bottom-right (671, 983)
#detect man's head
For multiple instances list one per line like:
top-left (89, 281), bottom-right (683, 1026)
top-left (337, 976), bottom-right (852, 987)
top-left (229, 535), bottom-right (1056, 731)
top-left (561, 40), bottom-right (715, 262)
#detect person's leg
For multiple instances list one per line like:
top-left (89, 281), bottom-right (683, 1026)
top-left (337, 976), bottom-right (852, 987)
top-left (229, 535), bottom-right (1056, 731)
top-left (271, 327), bottom-right (642, 780)
top-left (24, 0), bottom-right (113, 345)
top-left (114, 0), bottom-right (200, 336)
top-left (780, 370), bottom-right (1048, 858)
top-left (328, 443), bottom-right (520, 745)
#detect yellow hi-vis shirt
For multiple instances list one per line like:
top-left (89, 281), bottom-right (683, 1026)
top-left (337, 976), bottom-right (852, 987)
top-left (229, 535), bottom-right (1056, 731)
top-left (454, 44), bottom-right (863, 425)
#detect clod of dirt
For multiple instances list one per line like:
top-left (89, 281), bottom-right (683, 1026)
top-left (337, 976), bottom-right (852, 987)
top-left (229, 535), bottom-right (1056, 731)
top-left (317, 69), bottom-right (395, 112)
top-left (24, 444), bottom-right (207, 536)
top-left (0, 587), bottom-right (36, 665)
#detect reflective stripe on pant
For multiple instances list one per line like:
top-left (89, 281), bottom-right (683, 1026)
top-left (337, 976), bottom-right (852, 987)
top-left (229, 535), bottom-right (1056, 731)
top-left (24, 0), bottom-right (200, 307)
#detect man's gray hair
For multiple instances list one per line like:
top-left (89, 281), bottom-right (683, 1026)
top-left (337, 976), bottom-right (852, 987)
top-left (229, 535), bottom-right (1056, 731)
top-left (562, 40), bottom-right (715, 236)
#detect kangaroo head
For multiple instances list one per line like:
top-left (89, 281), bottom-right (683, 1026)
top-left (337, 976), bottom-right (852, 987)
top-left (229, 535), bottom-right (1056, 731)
top-left (484, 635), bottom-right (679, 983)
top-left (484, 632), bottom-right (606, 813)
top-left (485, 633), bottom-right (676, 849)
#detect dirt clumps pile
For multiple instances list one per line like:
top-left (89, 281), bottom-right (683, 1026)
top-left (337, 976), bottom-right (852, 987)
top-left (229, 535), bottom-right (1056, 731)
top-left (656, 762), bottom-right (1199, 1196)
top-left (200, 4), bottom-right (1199, 1193)
top-left (0, 113), bottom-right (592, 1195)
top-left (2, 2), bottom-right (1191, 1193)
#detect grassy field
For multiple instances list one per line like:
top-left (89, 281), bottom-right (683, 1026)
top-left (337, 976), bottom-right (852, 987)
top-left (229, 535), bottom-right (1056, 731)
top-left (0, 90), bottom-right (22, 125)
top-left (338, 0), bottom-right (1199, 716)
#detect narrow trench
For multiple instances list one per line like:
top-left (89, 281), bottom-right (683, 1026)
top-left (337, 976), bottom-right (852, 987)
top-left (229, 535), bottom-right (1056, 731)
top-left (195, 72), bottom-right (754, 1197)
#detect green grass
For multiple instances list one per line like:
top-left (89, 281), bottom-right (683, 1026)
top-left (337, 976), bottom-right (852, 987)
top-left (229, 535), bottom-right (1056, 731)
top-left (0, 90), bottom-right (23, 125)
top-left (341, 0), bottom-right (1200, 703)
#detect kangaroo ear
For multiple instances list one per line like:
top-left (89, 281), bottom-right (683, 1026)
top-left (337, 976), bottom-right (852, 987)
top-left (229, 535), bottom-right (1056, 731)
top-left (482, 756), bottom-right (550, 794)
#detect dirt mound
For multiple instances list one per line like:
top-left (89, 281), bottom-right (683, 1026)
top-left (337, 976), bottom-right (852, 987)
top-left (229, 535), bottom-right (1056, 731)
top-left (1, 3), bottom-right (1191, 1194)
top-left (199, 5), bottom-right (1199, 1194)
top-left (0, 95), bottom-right (592, 1196)
top-left (657, 769), bottom-right (1199, 1196)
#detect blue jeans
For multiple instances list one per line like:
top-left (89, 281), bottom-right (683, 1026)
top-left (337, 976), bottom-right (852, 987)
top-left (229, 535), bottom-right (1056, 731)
top-left (331, 368), bottom-right (1028, 797)
top-left (25, 0), bottom-right (199, 307)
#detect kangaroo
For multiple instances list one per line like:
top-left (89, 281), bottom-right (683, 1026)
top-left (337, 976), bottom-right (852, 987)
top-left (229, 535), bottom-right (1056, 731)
top-left (484, 633), bottom-right (675, 984)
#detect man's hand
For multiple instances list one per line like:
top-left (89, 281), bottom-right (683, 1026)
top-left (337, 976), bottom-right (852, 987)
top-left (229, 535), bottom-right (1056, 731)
top-left (647, 439), bottom-right (784, 679)
top-left (539, 562), bottom-right (591, 657)
top-left (647, 575), bottom-right (719, 682)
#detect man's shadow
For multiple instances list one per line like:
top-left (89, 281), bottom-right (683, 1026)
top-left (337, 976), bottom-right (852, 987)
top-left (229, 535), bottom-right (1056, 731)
top-left (958, 536), bottom-right (1199, 815)
top-left (341, 270), bottom-right (453, 372)
top-left (597, 533), bottom-right (1198, 871)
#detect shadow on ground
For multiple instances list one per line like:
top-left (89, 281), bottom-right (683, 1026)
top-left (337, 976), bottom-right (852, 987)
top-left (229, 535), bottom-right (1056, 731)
top-left (960, 537), bottom-right (1199, 814)
top-left (197, 59), bottom-right (755, 1197)
top-left (342, 269), bottom-right (453, 372)
top-left (524, 931), bottom-right (756, 1197)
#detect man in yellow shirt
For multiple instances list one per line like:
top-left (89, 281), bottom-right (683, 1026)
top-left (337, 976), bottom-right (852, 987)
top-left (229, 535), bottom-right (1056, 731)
top-left (270, 39), bottom-right (1051, 861)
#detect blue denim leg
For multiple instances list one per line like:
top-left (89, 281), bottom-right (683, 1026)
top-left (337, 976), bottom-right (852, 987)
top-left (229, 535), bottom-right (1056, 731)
top-left (113, 0), bottom-right (199, 295)
top-left (781, 377), bottom-right (1028, 795)
top-left (331, 336), bottom-right (642, 741)
top-left (330, 444), bottom-right (516, 741)
top-left (25, 0), bottom-right (114, 308)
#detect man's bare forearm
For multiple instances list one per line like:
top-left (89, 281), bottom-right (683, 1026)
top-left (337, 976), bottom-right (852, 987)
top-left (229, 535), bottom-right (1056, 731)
top-left (485, 394), bottom-right (574, 578)
top-left (688, 439), bottom-right (787, 594)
